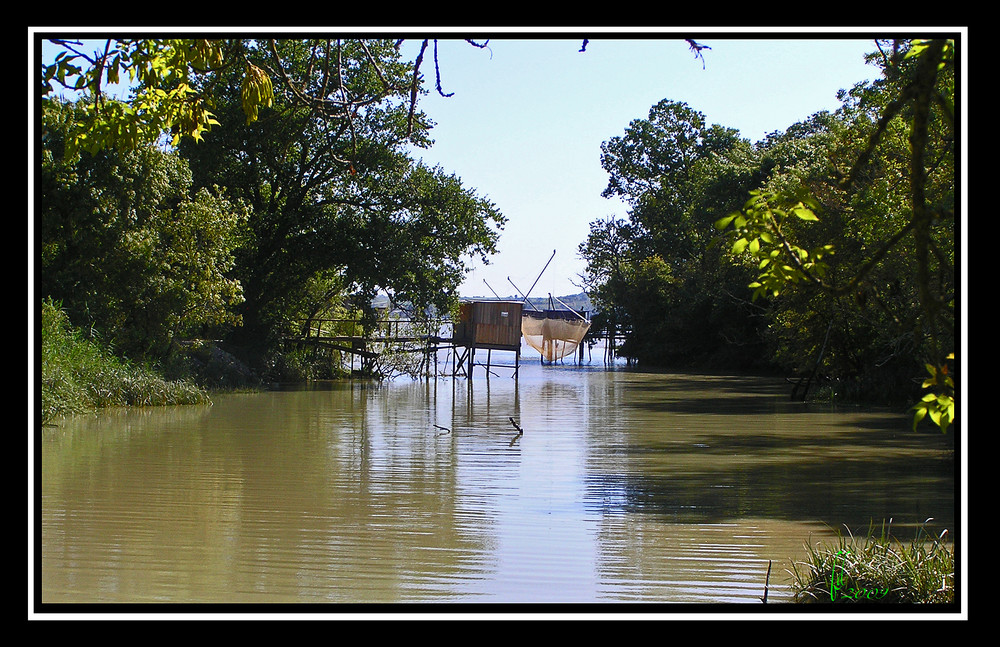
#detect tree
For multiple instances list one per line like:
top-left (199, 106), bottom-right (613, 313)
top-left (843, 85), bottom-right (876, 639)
top-left (41, 39), bottom-right (237, 155)
top-left (577, 216), bottom-right (639, 358)
top-left (40, 37), bottom-right (488, 157)
top-left (583, 100), bottom-right (768, 368)
top-left (715, 38), bottom-right (955, 429)
top-left (40, 98), bottom-right (247, 359)
top-left (39, 36), bottom-right (506, 366)
top-left (177, 39), bottom-right (504, 349)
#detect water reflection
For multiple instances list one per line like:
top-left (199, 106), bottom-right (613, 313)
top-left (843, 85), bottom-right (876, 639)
top-left (39, 358), bottom-right (955, 606)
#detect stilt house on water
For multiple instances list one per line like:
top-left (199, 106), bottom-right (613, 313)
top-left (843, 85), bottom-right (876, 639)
top-left (451, 300), bottom-right (524, 376)
top-left (454, 250), bottom-right (592, 371)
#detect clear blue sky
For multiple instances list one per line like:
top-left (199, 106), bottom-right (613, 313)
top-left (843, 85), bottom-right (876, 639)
top-left (32, 28), bottom-right (886, 300)
top-left (401, 33), bottom-right (882, 298)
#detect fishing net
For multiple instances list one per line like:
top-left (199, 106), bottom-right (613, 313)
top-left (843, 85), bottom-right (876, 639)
top-left (521, 310), bottom-right (591, 361)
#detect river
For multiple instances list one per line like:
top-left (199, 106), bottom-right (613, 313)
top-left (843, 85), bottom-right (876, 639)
top-left (37, 350), bottom-right (956, 612)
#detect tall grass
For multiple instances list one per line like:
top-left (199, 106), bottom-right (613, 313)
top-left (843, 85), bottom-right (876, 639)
top-left (789, 519), bottom-right (954, 604)
top-left (40, 299), bottom-right (210, 423)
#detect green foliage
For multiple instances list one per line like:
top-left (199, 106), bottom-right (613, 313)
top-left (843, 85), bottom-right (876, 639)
top-left (715, 190), bottom-right (835, 301)
top-left (584, 39), bottom-right (956, 423)
top-left (40, 98), bottom-right (247, 359)
top-left (912, 353), bottom-right (955, 432)
top-left (613, 256), bottom-right (677, 362)
top-left (722, 39), bottom-right (955, 422)
top-left (39, 38), bottom-right (506, 381)
top-left (40, 299), bottom-right (210, 423)
top-left (239, 61), bottom-right (274, 124)
top-left (789, 520), bottom-right (954, 604)
top-left (577, 217), bottom-right (636, 358)
top-left (179, 40), bottom-right (504, 350)
top-left (600, 99), bottom-right (744, 208)
top-left (40, 37), bottom-right (460, 156)
top-left (582, 100), bottom-right (768, 369)
top-left (42, 39), bottom-right (235, 155)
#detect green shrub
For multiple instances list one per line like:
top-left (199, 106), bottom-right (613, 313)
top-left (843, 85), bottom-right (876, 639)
top-left (40, 299), bottom-right (210, 422)
top-left (789, 519), bottom-right (954, 604)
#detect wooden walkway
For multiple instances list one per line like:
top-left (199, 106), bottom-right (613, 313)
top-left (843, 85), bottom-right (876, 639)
top-left (285, 317), bottom-right (474, 376)
top-left (286, 312), bottom-right (624, 376)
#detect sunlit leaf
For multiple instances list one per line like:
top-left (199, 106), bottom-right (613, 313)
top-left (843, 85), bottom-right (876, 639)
top-left (715, 214), bottom-right (737, 230)
top-left (793, 207), bottom-right (819, 221)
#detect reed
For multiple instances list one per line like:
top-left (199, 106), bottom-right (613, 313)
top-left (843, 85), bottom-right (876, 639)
top-left (40, 300), bottom-right (210, 422)
top-left (789, 518), bottom-right (954, 604)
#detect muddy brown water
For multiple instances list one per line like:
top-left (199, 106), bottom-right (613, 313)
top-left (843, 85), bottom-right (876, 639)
top-left (38, 355), bottom-right (955, 607)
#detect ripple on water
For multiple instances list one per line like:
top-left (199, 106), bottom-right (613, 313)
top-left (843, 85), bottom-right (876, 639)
top-left (40, 365), bottom-right (954, 605)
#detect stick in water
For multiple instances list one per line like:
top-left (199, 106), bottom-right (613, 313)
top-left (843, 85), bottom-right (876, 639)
top-left (508, 417), bottom-right (523, 445)
top-left (760, 560), bottom-right (772, 603)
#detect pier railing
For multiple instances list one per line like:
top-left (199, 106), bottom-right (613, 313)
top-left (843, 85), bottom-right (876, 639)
top-left (285, 317), bottom-right (456, 377)
top-left (292, 317), bottom-right (453, 346)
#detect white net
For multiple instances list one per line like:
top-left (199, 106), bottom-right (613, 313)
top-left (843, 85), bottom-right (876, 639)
top-left (521, 311), bottom-right (591, 361)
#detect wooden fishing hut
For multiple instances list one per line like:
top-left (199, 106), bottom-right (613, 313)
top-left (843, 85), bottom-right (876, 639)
top-left (451, 300), bottom-right (523, 377)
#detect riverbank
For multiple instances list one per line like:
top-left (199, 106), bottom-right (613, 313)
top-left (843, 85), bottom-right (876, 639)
top-left (788, 520), bottom-right (955, 604)
top-left (39, 300), bottom-right (211, 423)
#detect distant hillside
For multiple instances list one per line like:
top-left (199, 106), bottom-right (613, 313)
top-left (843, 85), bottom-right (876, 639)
top-left (465, 292), bottom-right (593, 315)
top-left (372, 292), bottom-right (594, 316)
